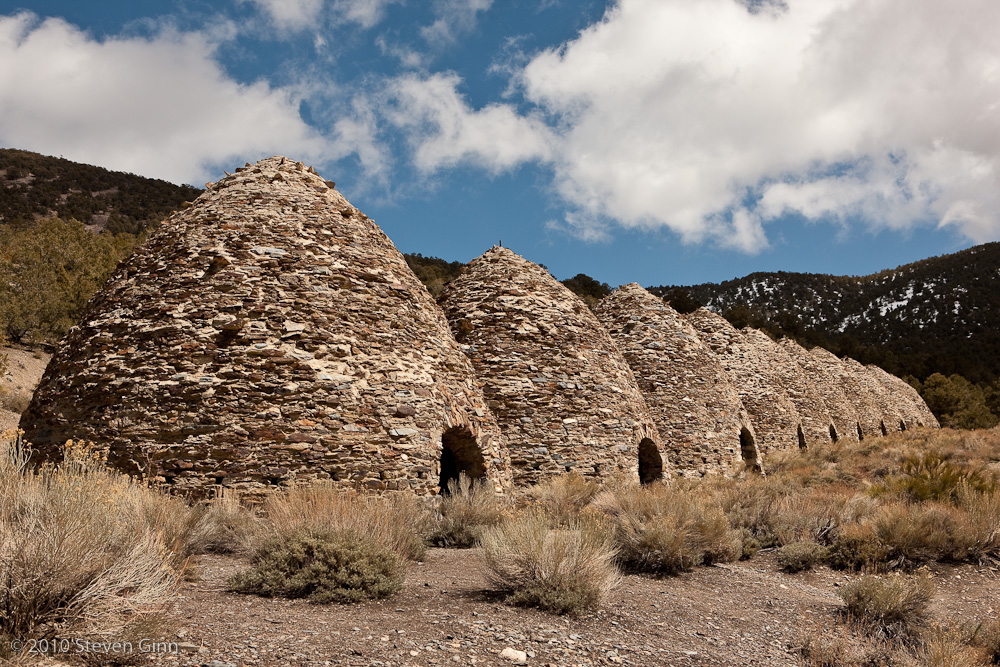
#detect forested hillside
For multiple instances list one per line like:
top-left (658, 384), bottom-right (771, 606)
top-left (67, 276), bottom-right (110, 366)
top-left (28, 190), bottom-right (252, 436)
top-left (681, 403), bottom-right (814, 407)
top-left (0, 148), bottom-right (201, 235)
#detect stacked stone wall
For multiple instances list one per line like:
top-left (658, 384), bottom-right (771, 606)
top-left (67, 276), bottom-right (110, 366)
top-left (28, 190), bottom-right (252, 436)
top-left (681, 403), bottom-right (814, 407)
top-left (686, 308), bottom-right (803, 457)
top-left (20, 157), bottom-right (511, 496)
top-left (807, 347), bottom-right (884, 439)
top-left (777, 339), bottom-right (860, 443)
top-left (865, 364), bottom-right (940, 429)
top-left (595, 284), bottom-right (756, 477)
top-left (439, 248), bottom-right (663, 486)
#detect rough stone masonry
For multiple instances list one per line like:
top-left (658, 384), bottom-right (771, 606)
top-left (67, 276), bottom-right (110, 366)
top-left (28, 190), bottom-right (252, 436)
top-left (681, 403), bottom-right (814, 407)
top-left (20, 157), bottom-right (512, 496)
top-left (439, 247), bottom-right (666, 486)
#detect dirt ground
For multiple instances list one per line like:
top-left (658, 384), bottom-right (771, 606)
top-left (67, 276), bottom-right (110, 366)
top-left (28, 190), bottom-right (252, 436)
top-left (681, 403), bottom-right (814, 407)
top-left (126, 549), bottom-right (999, 667)
top-left (0, 345), bottom-right (50, 432)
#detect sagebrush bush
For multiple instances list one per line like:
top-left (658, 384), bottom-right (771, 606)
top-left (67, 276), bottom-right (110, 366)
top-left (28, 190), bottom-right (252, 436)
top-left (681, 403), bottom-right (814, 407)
top-left (255, 483), bottom-right (427, 561)
top-left (839, 572), bottom-right (935, 639)
top-left (428, 474), bottom-right (507, 548)
top-left (0, 434), bottom-right (181, 656)
top-left (873, 501), bottom-right (975, 565)
top-left (197, 487), bottom-right (257, 554)
top-left (922, 625), bottom-right (991, 667)
top-left (873, 452), bottom-right (996, 502)
top-left (827, 523), bottom-right (887, 571)
top-left (478, 511), bottom-right (620, 615)
top-left (527, 472), bottom-right (601, 525)
top-left (776, 541), bottom-right (830, 573)
top-left (592, 483), bottom-right (740, 575)
top-left (230, 529), bottom-right (404, 603)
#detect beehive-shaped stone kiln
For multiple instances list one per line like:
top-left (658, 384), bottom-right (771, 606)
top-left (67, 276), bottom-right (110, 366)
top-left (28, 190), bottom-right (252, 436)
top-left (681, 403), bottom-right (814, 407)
top-left (438, 247), bottom-right (665, 485)
top-left (777, 338), bottom-right (861, 443)
top-left (843, 358), bottom-right (904, 436)
top-left (20, 157), bottom-right (512, 496)
top-left (595, 284), bottom-right (759, 477)
top-left (865, 364), bottom-right (940, 429)
top-left (739, 328), bottom-right (835, 449)
top-left (807, 347), bottom-right (885, 440)
top-left (686, 308), bottom-right (803, 457)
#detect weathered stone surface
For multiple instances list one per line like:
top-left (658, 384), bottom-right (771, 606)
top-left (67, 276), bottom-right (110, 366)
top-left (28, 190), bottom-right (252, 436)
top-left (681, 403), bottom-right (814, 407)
top-left (19, 157), bottom-right (512, 497)
top-left (439, 248), bottom-right (664, 486)
top-left (595, 284), bottom-right (758, 478)
top-left (777, 338), bottom-right (861, 443)
top-left (686, 308), bottom-right (802, 457)
top-left (843, 357), bottom-right (904, 436)
top-left (806, 347), bottom-right (885, 440)
top-left (739, 328), bottom-right (834, 449)
top-left (865, 364), bottom-right (940, 430)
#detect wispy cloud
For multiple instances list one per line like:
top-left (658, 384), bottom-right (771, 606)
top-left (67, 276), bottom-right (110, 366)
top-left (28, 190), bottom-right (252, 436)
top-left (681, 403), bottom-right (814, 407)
top-left (420, 0), bottom-right (493, 44)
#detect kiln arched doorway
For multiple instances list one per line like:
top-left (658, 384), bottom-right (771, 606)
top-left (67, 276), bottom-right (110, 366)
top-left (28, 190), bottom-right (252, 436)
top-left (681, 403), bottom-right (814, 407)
top-left (740, 427), bottom-right (761, 474)
top-left (638, 438), bottom-right (663, 485)
top-left (857, 422), bottom-right (864, 441)
top-left (880, 420), bottom-right (888, 436)
top-left (829, 423), bottom-right (839, 443)
top-left (797, 424), bottom-right (807, 450)
top-left (438, 426), bottom-right (487, 495)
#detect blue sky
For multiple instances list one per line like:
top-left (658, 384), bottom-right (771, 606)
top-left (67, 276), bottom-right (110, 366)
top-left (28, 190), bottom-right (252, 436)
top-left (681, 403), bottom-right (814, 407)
top-left (1, 0), bottom-right (998, 288)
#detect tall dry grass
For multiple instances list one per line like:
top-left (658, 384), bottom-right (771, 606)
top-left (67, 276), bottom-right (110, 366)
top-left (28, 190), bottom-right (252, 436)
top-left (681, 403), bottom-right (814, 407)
top-left (428, 474), bottom-right (509, 548)
top-left (0, 432), bottom-right (188, 656)
top-left (478, 511), bottom-right (620, 615)
top-left (249, 482), bottom-right (428, 561)
top-left (591, 482), bottom-right (740, 575)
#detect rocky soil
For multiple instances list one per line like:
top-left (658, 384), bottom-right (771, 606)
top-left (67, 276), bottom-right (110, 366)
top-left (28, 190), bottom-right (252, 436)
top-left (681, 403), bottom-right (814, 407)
top-left (136, 549), bottom-right (1000, 667)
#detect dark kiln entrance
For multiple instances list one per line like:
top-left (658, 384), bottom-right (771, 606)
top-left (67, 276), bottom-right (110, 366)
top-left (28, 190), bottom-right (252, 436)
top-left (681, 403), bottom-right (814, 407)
top-left (438, 426), bottom-right (487, 494)
top-left (638, 438), bottom-right (663, 485)
top-left (740, 428), bottom-right (761, 474)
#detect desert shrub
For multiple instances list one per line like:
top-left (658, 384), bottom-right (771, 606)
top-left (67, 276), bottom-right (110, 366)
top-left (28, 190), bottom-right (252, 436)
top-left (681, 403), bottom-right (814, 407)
top-left (922, 625), bottom-right (990, 667)
top-left (713, 475), bottom-right (796, 548)
top-left (197, 487), bottom-right (256, 554)
top-left (955, 486), bottom-right (1000, 563)
top-left (0, 435), bottom-right (179, 657)
top-left (428, 474), bottom-right (507, 548)
top-left (771, 487), bottom-right (856, 546)
top-left (230, 528), bottom-right (404, 603)
top-left (592, 483), bottom-right (740, 575)
top-left (255, 483), bottom-right (427, 561)
top-left (873, 452), bottom-right (996, 503)
top-left (966, 617), bottom-right (1000, 665)
top-left (827, 523), bottom-right (888, 571)
top-left (478, 511), bottom-right (619, 615)
top-left (839, 571), bottom-right (935, 639)
top-left (528, 472), bottom-right (601, 524)
top-left (873, 501), bottom-right (976, 565)
top-left (776, 541), bottom-right (830, 573)
top-left (739, 528), bottom-right (760, 560)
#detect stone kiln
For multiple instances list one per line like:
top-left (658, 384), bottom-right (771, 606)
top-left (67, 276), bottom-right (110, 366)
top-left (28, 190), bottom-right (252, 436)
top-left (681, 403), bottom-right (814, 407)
top-left (807, 347), bottom-right (885, 440)
top-left (20, 157), bottom-right (512, 496)
top-left (595, 284), bottom-right (759, 477)
top-left (738, 328), bottom-right (835, 449)
top-left (686, 308), bottom-right (804, 457)
top-left (777, 338), bottom-right (861, 443)
top-left (865, 364), bottom-right (940, 429)
top-left (438, 247), bottom-right (664, 486)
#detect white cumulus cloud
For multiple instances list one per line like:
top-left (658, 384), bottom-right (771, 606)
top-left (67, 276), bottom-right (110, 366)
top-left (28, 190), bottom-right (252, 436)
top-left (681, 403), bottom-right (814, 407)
top-left (517, 0), bottom-right (1000, 249)
top-left (385, 73), bottom-right (554, 174)
top-left (0, 13), bottom-right (343, 184)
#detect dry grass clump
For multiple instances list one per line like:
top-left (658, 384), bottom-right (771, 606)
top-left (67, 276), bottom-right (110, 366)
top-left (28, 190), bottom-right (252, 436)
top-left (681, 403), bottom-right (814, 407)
top-left (0, 433), bottom-right (183, 658)
top-left (229, 528), bottom-right (404, 604)
top-left (592, 482), bottom-right (740, 575)
top-left (526, 472), bottom-right (602, 525)
top-left (428, 474), bottom-right (508, 548)
top-left (965, 617), bottom-right (1000, 665)
top-left (253, 482), bottom-right (427, 561)
top-left (196, 487), bottom-right (257, 554)
top-left (231, 483), bottom-right (426, 604)
top-left (776, 541), bottom-right (830, 573)
top-left (872, 452), bottom-right (996, 502)
top-left (921, 625), bottom-right (991, 667)
top-left (838, 571), bottom-right (935, 639)
top-left (478, 511), bottom-right (620, 615)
